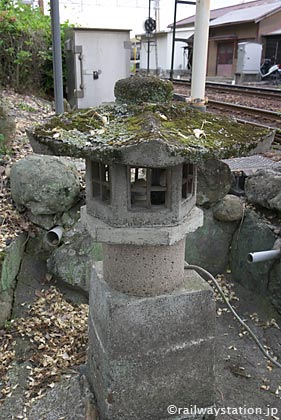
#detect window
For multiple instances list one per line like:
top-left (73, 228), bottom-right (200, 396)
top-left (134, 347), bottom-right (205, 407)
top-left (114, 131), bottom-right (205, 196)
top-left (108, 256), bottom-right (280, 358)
top-left (92, 162), bottom-right (110, 203)
top-left (129, 167), bottom-right (171, 209)
top-left (182, 163), bottom-right (195, 200)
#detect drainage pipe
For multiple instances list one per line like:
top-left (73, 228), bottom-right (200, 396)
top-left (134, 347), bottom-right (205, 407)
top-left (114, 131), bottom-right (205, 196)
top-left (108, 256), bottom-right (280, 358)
top-left (46, 226), bottom-right (64, 246)
top-left (247, 249), bottom-right (281, 264)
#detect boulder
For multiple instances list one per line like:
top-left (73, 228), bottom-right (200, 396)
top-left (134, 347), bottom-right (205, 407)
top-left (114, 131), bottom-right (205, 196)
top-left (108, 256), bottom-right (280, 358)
top-left (230, 210), bottom-right (277, 293)
top-left (47, 221), bottom-right (103, 294)
top-left (197, 159), bottom-right (232, 207)
top-left (185, 208), bottom-right (238, 275)
top-left (10, 155), bottom-right (80, 216)
top-left (213, 195), bottom-right (244, 222)
top-left (245, 169), bottom-right (281, 212)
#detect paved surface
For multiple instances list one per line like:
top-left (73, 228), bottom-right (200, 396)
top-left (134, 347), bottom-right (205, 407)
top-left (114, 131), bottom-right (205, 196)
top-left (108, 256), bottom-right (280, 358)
top-left (224, 154), bottom-right (281, 176)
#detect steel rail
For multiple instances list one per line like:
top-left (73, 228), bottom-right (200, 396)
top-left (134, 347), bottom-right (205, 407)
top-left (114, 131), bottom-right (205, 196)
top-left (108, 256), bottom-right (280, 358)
top-left (172, 79), bottom-right (281, 99)
top-left (207, 99), bottom-right (281, 125)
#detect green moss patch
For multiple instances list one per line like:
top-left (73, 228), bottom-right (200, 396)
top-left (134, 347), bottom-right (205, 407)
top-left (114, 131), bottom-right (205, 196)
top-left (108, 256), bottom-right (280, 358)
top-left (28, 102), bottom-right (274, 162)
top-left (114, 75), bottom-right (173, 104)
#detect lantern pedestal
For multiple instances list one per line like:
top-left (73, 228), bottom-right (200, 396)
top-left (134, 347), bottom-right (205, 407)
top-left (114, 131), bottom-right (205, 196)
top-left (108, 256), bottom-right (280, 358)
top-left (88, 262), bottom-right (215, 420)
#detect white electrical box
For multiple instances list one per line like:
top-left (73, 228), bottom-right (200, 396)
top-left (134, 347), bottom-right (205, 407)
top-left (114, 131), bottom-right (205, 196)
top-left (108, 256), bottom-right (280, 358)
top-left (65, 28), bottom-right (131, 108)
top-left (236, 42), bottom-right (262, 74)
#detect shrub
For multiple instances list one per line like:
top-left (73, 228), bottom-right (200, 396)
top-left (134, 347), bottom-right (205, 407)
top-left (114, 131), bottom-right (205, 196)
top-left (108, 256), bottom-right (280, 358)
top-left (0, 0), bottom-right (71, 95)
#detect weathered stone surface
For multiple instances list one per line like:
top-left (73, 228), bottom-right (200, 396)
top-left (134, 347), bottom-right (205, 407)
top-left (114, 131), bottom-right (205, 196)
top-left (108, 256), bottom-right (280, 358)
top-left (27, 103), bottom-right (274, 164)
top-left (0, 233), bottom-right (27, 292)
top-left (114, 75), bottom-right (173, 104)
top-left (197, 159), bottom-right (232, 207)
top-left (27, 200), bottom-right (82, 230)
top-left (102, 239), bottom-right (185, 296)
top-left (10, 155), bottom-right (80, 216)
top-left (213, 194), bottom-right (244, 222)
top-left (268, 261), bottom-right (281, 314)
top-left (245, 169), bottom-right (281, 212)
top-left (230, 210), bottom-right (277, 293)
top-left (0, 371), bottom-right (94, 420)
top-left (0, 289), bottom-right (13, 327)
top-left (185, 209), bottom-right (238, 275)
top-left (88, 263), bottom-right (215, 420)
top-left (47, 221), bottom-right (102, 294)
top-left (82, 205), bottom-right (203, 246)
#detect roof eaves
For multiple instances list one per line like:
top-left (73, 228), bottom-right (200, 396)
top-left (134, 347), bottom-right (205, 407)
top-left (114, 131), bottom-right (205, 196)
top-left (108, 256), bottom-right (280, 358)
top-left (254, 5), bottom-right (281, 22)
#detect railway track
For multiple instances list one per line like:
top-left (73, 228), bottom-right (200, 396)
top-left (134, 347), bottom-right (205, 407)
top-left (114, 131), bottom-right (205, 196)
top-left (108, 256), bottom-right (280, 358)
top-left (207, 99), bottom-right (281, 126)
top-left (173, 79), bottom-right (281, 100)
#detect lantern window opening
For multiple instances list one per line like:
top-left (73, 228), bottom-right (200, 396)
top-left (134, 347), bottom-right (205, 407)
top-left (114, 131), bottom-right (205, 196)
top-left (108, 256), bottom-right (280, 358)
top-left (182, 163), bottom-right (194, 200)
top-left (128, 166), bottom-right (171, 210)
top-left (92, 162), bottom-right (111, 203)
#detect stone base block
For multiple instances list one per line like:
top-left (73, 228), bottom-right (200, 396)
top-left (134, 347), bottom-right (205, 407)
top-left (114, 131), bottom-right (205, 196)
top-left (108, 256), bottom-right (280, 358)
top-left (87, 263), bottom-right (216, 420)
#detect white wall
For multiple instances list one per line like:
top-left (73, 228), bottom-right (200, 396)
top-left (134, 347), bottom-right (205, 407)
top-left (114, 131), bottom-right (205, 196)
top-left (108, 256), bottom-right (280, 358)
top-left (139, 29), bottom-right (193, 74)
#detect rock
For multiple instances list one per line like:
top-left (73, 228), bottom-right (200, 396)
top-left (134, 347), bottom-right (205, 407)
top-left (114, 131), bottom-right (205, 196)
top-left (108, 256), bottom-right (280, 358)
top-left (197, 159), bottom-right (232, 207)
top-left (185, 208), bottom-right (238, 275)
top-left (114, 75), bottom-right (173, 104)
top-left (0, 289), bottom-right (13, 327)
top-left (10, 155), bottom-right (80, 216)
top-left (230, 210), bottom-right (277, 293)
top-left (28, 200), bottom-right (83, 230)
top-left (269, 261), bottom-right (281, 314)
top-left (27, 212), bottom-right (58, 230)
top-left (0, 233), bottom-right (27, 292)
top-left (245, 169), bottom-right (281, 212)
top-left (213, 194), bottom-right (244, 222)
top-left (47, 221), bottom-right (103, 294)
top-left (0, 371), bottom-right (94, 420)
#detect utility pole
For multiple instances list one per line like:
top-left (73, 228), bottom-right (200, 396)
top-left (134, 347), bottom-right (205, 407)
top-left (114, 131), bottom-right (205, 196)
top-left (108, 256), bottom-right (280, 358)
top-left (190, 0), bottom-right (210, 111)
top-left (50, 0), bottom-right (64, 115)
top-left (147, 0), bottom-right (151, 74)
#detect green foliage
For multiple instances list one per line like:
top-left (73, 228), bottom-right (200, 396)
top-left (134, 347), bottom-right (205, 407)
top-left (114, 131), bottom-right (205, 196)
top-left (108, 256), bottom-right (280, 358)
top-left (0, 0), bottom-right (71, 95)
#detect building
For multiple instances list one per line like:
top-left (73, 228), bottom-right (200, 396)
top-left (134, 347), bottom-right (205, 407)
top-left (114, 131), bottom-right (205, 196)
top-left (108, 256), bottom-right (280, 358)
top-left (137, 28), bottom-right (193, 77)
top-left (170, 0), bottom-right (281, 78)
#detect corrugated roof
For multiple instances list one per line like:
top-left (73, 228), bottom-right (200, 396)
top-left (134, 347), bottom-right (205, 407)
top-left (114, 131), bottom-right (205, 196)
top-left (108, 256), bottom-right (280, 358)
top-left (209, 3), bottom-right (281, 27)
top-left (169, 0), bottom-right (281, 28)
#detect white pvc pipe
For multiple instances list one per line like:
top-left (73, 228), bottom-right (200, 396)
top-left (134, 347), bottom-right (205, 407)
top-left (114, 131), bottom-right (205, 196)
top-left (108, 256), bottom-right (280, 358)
top-left (190, 0), bottom-right (211, 106)
top-left (247, 249), bottom-right (281, 264)
top-left (46, 226), bottom-right (64, 246)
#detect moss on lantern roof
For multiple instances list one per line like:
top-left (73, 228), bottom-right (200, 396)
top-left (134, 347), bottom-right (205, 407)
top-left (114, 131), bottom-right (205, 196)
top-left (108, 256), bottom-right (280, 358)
top-left (114, 76), bottom-right (174, 104)
top-left (27, 102), bottom-right (274, 165)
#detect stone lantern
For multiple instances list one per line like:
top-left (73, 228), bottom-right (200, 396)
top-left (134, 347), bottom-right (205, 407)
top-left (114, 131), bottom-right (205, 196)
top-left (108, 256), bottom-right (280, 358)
top-left (28, 76), bottom-right (275, 420)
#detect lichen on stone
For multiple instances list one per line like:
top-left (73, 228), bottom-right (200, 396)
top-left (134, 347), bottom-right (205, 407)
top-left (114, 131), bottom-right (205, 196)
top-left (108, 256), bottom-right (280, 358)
top-left (114, 75), bottom-right (173, 104)
top-left (28, 102), bottom-right (274, 163)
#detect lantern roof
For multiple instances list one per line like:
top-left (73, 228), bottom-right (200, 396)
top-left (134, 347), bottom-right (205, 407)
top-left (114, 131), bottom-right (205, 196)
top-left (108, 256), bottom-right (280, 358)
top-left (28, 102), bottom-right (274, 167)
